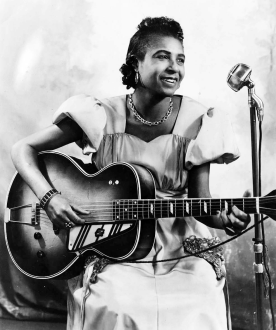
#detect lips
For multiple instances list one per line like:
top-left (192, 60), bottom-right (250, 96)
top-left (161, 77), bottom-right (178, 84)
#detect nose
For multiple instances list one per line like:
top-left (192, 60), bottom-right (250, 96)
top-left (167, 59), bottom-right (178, 72)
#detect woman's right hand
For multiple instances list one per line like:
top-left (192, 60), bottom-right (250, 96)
top-left (44, 194), bottom-right (90, 228)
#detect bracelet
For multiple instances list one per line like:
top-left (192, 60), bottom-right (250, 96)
top-left (40, 188), bottom-right (61, 209)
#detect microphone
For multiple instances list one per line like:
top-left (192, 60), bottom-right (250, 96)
top-left (227, 63), bottom-right (253, 92)
top-left (227, 63), bottom-right (264, 121)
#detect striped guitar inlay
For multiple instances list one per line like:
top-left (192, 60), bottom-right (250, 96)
top-left (68, 222), bottom-right (135, 251)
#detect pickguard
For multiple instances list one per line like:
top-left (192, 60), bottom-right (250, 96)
top-left (68, 222), bottom-right (135, 251)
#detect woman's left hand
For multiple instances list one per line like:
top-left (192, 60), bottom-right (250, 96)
top-left (220, 206), bottom-right (251, 236)
top-left (220, 189), bottom-right (252, 236)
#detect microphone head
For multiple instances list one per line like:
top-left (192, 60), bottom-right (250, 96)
top-left (227, 63), bottom-right (252, 92)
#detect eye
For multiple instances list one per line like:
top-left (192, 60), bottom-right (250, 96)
top-left (177, 58), bottom-right (185, 65)
top-left (157, 54), bottom-right (169, 60)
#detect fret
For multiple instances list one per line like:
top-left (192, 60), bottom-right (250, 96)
top-left (191, 199), bottom-right (201, 217)
top-left (133, 200), bottom-right (138, 219)
top-left (142, 199), bottom-right (149, 219)
top-left (120, 200), bottom-right (122, 220)
top-left (175, 200), bottom-right (179, 217)
top-left (115, 200), bottom-right (120, 220)
top-left (142, 200), bottom-right (146, 219)
top-left (166, 200), bottom-right (170, 218)
top-left (113, 200), bottom-right (117, 221)
top-left (164, 200), bottom-right (166, 218)
top-left (137, 200), bottom-right (141, 219)
top-left (141, 199), bottom-right (146, 219)
top-left (143, 200), bottom-right (146, 219)
top-left (132, 199), bottom-right (135, 219)
top-left (160, 200), bottom-right (164, 218)
top-left (200, 200), bottom-right (202, 216)
top-left (227, 199), bottom-right (233, 212)
top-left (155, 200), bottom-right (161, 218)
top-left (231, 199), bottom-right (244, 212)
top-left (128, 199), bottom-right (131, 220)
top-left (176, 200), bottom-right (183, 217)
top-left (162, 200), bottom-right (170, 218)
top-left (183, 199), bottom-right (185, 216)
top-left (140, 200), bottom-right (144, 219)
top-left (123, 199), bottom-right (127, 220)
top-left (209, 199), bottom-right (215, 215)
top-left (210, 198), bottom-right (221, 215)
top-left (228, 199), bottom-right (233, 212)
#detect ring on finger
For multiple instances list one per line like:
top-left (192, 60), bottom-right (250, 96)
top-left (65, 222), bottom-right (73, 228)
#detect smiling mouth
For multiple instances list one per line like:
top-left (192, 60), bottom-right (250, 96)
top-left (162, 78), bottom-right (177, 84)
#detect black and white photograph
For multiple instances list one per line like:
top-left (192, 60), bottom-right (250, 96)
top-left (0, 1), bottom-right (276, 329)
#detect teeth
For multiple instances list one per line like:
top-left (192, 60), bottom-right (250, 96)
top-left (163, 78), bottom-right (176, 83)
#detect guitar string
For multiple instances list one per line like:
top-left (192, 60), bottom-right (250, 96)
top-left (39, 209), bottom-right (275, 222)
top-left (37, 197), bottom-right (276, 222)
top-left (37, 198), bottom-right (275, 210)
top-left (36, 195), bottom-right (276, 207)
top-left (28, 196), bottom-right (276, 219)
top-left (53, 196), bottom-right (276, 205)
top-left (38, 202), bottom-right (263, 214)
top-left (38, 199), bottom-right (275, 217)
top-left (37, 201), bottom-right (270, 212)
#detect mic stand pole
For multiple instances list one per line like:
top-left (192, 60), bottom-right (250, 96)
top-left (248, 82), bottom-right (265, 330)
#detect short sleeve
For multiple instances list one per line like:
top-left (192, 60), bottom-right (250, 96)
top-left (185, 108), bottom-right (240, 169)
top-left (52, 94), bottom-right (107, 155)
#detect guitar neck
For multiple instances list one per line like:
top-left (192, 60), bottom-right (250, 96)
top-left (113, 197), bottom-right (258, 220)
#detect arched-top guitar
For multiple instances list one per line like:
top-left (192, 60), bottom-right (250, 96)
top-left (4, 151), bottom-right (276, 280)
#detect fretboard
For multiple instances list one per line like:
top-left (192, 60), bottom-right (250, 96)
top-left (113, 198), bottom-right (257, 220)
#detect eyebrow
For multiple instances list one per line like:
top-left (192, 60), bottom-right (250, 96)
top-left (153, 50), bottom-right (185, 57)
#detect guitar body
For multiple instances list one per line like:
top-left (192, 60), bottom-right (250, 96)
top-left (5, 151), bottom-right (156, 280)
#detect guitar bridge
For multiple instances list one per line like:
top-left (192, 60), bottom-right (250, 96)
top-left (5, 202), bottom-right (40, 226)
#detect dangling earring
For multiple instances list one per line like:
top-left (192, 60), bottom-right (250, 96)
top-left (135, 71), bottom-right (139, 85)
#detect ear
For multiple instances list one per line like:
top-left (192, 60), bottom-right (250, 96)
top-left (129, 55), bottom-right (139, 72)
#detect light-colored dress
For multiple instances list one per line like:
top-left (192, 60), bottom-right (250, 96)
top-left (53, 94), bottom-right (240, 330)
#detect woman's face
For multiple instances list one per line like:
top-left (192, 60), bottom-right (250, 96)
top-left (137, 36), bottom-right (185, 97)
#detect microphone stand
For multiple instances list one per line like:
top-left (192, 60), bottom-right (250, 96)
top-left (248, 81), bottom-right (265, 330)
top-left (227, 63), bottom-right (266, 329)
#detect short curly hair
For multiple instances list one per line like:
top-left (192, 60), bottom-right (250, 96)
top-left (119, 17), bottom-right (184, 89)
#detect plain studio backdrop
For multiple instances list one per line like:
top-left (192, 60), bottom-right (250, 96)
top-left (0, 0), bottom-right (276, 329)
